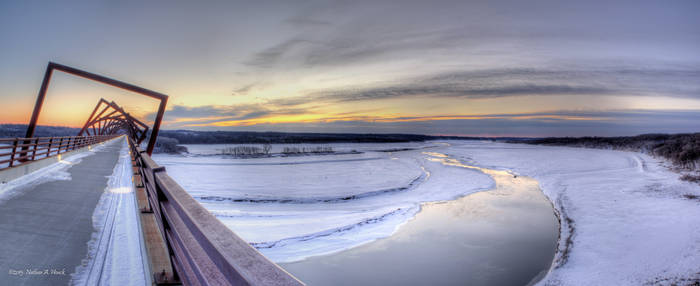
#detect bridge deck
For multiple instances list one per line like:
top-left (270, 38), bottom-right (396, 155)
top-left (0, 138), bottom-right (122, 285)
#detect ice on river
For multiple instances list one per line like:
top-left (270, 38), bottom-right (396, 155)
top-left (154, 142), bottom-right (494, 262)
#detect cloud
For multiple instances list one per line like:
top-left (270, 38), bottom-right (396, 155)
top-left (256, 66), bottom-right (700, 107)
top-left (160, 63), bottom-right (700, 132)
top-left (232, 0), bottom-right (700, 117)
top-left (148, 104), bottom-right (267, 123)
top-left (156, 98), bottom-right (700, 137)
top-left (312, 84), bottom-right (613, 102)
top-left (243, 38), bottom-right (314, 68)
top-left (245, 27), bottom-right (467, 69)
top-left (153, 103), bottom-right (310, 128)
top-left (232, 83), bottom-right (256, 96)
top-left (182, 109), bottom-right (700, 137)
top-left (161, 105), bottom-right (241, 119)
top-left (285, 16), bottom-right (332, 27)
top-left (241, 0), bottom-right (700, 72)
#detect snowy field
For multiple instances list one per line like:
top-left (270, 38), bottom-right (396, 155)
top-left (154, 140), bottom-right (700, 284)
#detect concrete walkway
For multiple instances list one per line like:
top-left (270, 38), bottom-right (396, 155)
top-left (0, 138), bottom-right (122, 286)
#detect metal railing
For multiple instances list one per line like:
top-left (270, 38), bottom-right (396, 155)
top-left (128, 137), bottom-right (303, 286)
top-left (0, 135), bottom-right (119, 170)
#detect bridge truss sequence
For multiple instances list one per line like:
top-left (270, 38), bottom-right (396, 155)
top-left (2, 62), bottom-right (303, 286)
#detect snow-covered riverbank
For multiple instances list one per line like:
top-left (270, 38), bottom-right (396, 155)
top-left (446, 141), bottom-right (700, 285)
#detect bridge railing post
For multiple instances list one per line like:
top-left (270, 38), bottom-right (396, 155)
top-left (47, 138), bottom-right (53, 157)
top-left (31, 138), bottom-right (38, 161)
top-left (58, 138), bottom-right (64, 154)
top-left (8, 139), bottom-right (18, 167)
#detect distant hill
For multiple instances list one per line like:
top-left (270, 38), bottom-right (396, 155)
top-left (0, 125), bottom-right (492, 153)
top-left (0, 124), bottom-right (80, 138)
top-left (155, 129), bottom-right (490, 144)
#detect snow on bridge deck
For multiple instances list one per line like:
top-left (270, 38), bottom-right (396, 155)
top-left (0, 137), bottom-right (145, 285)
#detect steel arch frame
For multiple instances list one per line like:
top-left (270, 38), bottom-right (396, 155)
top-left (24, 62), bottom-right (168, 155)
top-left (79, 98), bottom-right (150, 144)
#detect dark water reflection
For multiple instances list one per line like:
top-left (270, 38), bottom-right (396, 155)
top-left (282, 156), bottom-right (559, 286)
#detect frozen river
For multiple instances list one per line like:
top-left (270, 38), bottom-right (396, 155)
top-left (153, 141), bottom-right (560, 285)
top-left (153, 140), bottom-right (700, 285)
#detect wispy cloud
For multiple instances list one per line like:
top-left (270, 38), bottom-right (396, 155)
top-left (285, 16), bottom-right (332, 27)
top-left (254, 66), bottom-right (700, 107)
top-left (231, 83), bottom-right (257, 96)
top-left (152, 103), bottom-right (312, 128)
top-left (243, 27), bottom-right (467, 69)
top-left (155, 64), bottom-right (700, 130)
top-left (177, 109), bottom-right (700, 137)
top-left (311, 84), bottom-right (612, 101)
top-left (243, 38), bottom-right (315, 68)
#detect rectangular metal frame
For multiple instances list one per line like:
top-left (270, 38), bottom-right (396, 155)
top-left (25, 62), bottom-right (168, 155)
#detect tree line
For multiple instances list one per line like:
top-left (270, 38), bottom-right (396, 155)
top-left (219, 144), bottom-right (334, 157)
top-left (516, 133), bottom-right (700, 171)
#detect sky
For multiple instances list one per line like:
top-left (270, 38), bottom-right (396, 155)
top-left (1, 0), bottom-right (699, 137)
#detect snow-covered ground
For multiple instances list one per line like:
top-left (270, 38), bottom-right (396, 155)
top-left (155, 140), bottom-right (700, 284)
top-left (0, 141), bottom-right (111, 202)
top-left (443, 141), bottom-right (700, 285)
top-left (71, 138), bottom-right (148, 285)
